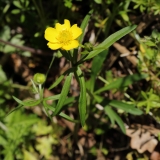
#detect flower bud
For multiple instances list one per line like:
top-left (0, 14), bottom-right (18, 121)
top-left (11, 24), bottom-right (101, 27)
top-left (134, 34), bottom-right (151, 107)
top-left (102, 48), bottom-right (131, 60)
top-left (33, 73), bottom-right (46, 85)
top-left (84, 42), bottom-right (93, 52)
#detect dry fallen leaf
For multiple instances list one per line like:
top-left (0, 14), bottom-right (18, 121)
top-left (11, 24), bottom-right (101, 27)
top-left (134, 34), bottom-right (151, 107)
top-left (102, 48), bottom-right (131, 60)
top-left (126, 124), bottom-right (160, 153)
top-left (150, 151), bottom-right (160, 160)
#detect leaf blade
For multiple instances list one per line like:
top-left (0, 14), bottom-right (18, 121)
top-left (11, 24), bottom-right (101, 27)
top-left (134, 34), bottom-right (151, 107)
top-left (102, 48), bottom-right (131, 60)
top-left (104, 106), bottom-right (126, 133)
top-left (84, 25), bottom-right (137, 60)
top-left (88, 50), bottom-right (109, 92)
top-left (43, 100), bottom-right (78, 123)
top-left (12, 96), bottom-right (41, 107)
top-left (95, 73), bottom-right (148, 94)
top-left (53, 72), bottom-right (73, 115)
top-left (78, 10), bottom-right (93, 44)
top-left (76, 67), bottom-right (87, 126)
top-left (106, 100), bottom-right (143, 115)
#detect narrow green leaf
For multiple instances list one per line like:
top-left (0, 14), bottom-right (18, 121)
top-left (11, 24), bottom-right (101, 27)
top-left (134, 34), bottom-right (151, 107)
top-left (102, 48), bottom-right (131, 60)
top-left (104, 106), bottom-right (126, 134)
top-left (44, 94), bottom-right (60, 101)
top-left (6, 104), bottom-right (23, 117)
top-left (12, 96), bottom-right (28, 105)
top-left (43, 100), bottom-right (55, 121)
top-left (84, 25), bottom-right (137, 60)
top-left (43, 100), bottom-right (78, 123)
top-left (53, 72), bottom-right (73, 115)
top-left (91, 50), bottom-right (109, 75)
top-left (30, 79), bottom-right (38, 93)
top-left (78, 10), bottom-right (93, 44)
top-left (93, 94), bottom-right (104, 103)
top-left (49, 75), bottom-right (64, 90)
top-left (73, 10), bottom-right (93, 64)
top-left (76, 67), bottom-right (87, 126)
top-left (49, 68), bottom-right (74, 90)
top-left (95, 73), bottom-right (148, 94)
top-left (25, 99), bottom-right (41, 106)
top-left (63, 97), bottom-right (75, 105)
top-left (44, 94), bottom-right (75, 106)
top-left (89, 50), bottom-right (109, 92)
top-left (60, 50), bottom-right (71, 61)
top-left (12, 96), bottom-right (41, 107)
top-left (59, 112), bottom-right (78, 123)
top-left (90, 92), bottom-right (142, 115)
top-left (106, 100), bottom-right (143, 115)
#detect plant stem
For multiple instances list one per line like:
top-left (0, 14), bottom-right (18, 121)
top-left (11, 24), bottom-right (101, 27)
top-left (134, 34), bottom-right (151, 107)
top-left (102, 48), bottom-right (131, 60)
top-left (43, 53), bottom-right (56, 89)
top-left (46, 53), bottom-right (56, 77)
top-left (39, 84), bottom-right (43, 99)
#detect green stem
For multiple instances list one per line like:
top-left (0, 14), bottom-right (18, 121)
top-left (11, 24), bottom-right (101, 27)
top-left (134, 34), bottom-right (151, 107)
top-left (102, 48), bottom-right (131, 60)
top-left (46, 53), bottom-right (56, 77)
top-left (39, 84), bottom-right (43, 99)
top-left (43, 53), bottom-right (56, 89)
top-left (98, 76), bottom-right (109, 84)
top-left (68, 51), bottom-right (74, 67)
top-left (72, 49), bottom-right (78, 65)
top-left (12, 84), bottom-right (29, 90)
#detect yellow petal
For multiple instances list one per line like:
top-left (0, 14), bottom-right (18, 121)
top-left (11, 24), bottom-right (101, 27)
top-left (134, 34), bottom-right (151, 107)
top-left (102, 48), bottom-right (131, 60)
top-left (45, 27), bottom-right (58, 42)
top-left (47, 42), bottom-right (62, 50)
top-left (56, 19), bottom-right (70, 31)
top-left (64, 19), bottom-right (71, 29)
top-left (55, 23), bottom-right (64, 31)
top-left (62, 40), bottom-right (79, 50)
top-left (70, 24), bottom-right (82, 39)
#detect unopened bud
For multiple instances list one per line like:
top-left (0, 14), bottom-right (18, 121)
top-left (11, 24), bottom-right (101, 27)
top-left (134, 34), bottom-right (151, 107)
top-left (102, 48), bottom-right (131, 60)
top-left (33, 73), bottom-right (46, 85)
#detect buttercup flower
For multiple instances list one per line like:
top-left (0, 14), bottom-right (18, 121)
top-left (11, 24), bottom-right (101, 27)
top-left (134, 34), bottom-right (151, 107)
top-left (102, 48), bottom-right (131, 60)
top-left (45, 19), bottom-right (82, 50)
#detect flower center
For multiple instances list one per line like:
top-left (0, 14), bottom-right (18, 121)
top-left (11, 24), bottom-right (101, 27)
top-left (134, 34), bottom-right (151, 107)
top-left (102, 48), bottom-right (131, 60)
top-left (58, 30), bottom-right (73, 44)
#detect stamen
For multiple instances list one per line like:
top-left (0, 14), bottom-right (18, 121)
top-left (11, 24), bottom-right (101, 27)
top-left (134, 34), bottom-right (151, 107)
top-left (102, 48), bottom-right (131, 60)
top-left (57, 30), bottom-right (73, 45)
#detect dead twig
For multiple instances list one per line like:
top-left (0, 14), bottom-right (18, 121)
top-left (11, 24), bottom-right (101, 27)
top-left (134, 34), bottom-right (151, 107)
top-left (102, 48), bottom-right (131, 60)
top-left (0, 38), bottom-right (52, 56)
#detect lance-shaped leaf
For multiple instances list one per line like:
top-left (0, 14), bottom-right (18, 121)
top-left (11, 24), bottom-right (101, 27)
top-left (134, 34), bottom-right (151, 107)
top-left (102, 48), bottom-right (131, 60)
top-left (53, 72), bottom-right (73, 116)
top-left (104, 100), bottom-right (143, 115)
top-left (95, 73), bottom-right (148, 94)
top-left (6, 104), bottom-right (23, 117)
top-left (49, 74), bottom-right (64, 90)
top-left (12, 96), bottom-right (41, 107)
top-left (44, 94), bottom-right (60, 101)
top-left (83, 25), bottom-right (137, 60)
top-left (49, 68), bottom-right (74, 90)
top-left (78, 10), bottom-right (93, 44)
top-left (76, 67), bottom-right (87, 126)
top-left (104, 106), bottom-right (126, 134)
top-left (73, 10), bottom-right (93, 63)
top-left (44, 94), bottom-right (75, 106)
top-left (89, 50), bottom-right (109, 92)
top-left (43, 100), bottom-right (78, 123)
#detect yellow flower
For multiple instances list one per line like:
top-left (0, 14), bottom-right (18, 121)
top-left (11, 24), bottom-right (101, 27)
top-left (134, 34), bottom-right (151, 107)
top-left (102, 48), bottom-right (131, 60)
top-left (45, 19), bottom-right (82, 50)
